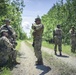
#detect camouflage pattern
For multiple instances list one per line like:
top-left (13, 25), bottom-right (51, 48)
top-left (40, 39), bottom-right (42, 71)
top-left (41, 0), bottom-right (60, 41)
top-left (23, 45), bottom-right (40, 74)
top-left (53, 26), bottom-right (62, 55)
top-left (32, 23), bottom-right (43, 30)
top-left (0, 36), bottom-right (17, 65)
top-left (0, 24), bottom-right (17, 48)
top-left (69, 28), bottom-right (76, 52)
top-left (0, 25), bottom-right (16, 39)
top-left (4, 19), bottom-right (11, 22)
top-left (34, 37), bottom-right (43, 61)
top-left (32, 23), bottom-right (44, 62)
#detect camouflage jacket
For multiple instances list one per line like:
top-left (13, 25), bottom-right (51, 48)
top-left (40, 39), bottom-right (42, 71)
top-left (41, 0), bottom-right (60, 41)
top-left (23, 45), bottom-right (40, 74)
top-left (0, 24), bottom-right (17, 41)
top-left (32, 23), bottom-right (44, 37)
top-left (53, 28), bottom-right (62, 39)
top-left (69, 29), bottom-right (76, 40)
top-left (0, 36), bottom-right (13, 49)
top-left (0, 36), bottom-right (13, 64)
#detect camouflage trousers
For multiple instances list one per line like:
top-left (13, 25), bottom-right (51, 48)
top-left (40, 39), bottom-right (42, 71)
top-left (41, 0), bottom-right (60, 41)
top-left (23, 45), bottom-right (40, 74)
top-left (0, 48), bottom-right (17, 65)
top-left (0, 48), bottom-right (8, 65)
top-left (70, 40), bottom-right (76, 52)
top-left (54, 36), bottom-right (62, 52)
top-left (9, 49), bottom-right (17, 62)
top-left (34, 36), bottom-right (43, 62)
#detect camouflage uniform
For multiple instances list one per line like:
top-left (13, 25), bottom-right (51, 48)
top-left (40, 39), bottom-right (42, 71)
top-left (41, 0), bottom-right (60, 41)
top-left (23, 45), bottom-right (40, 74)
top-left (0, 30), bottom-right (17, 66)
top-left (32, 23), bottom-right (43, 46)
top-left (0, 25), bottom-right (16, 40)
top-left (32, 18), bottom-right (44, 65)
top-left (53, 25), bottom-right (62, 56)
top-left (0, 19), bottom-right (17, 48)
top-left (69, 27), bottom-right (76, 52)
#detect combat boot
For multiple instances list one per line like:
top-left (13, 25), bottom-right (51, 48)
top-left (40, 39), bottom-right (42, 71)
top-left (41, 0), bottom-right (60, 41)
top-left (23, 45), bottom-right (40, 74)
top-left (59, 51), bottom-right (62, 56)
top-left (54, 50), bottom-right (57, 55)
top-left (12, 60), bottom-right (20, 65)
top-left (35, 60), bottom-right (43, 65)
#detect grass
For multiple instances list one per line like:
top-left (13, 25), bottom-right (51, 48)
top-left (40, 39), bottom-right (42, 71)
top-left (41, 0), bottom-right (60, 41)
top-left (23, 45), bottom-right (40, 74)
top-left (42, 41), bottom-right (54, 49)
top-left (0, 67), bottom-right (11, 75)
top-left (0, 40), bottom-right (21, 75)
top-left (25, 40), bottom-right (34, 50)
top-left (42, 41), bottom-right (76, 56)
top-left (16, 40), bottom-right (21, 50)
top-left (0, 66), bottom-right (11, 75)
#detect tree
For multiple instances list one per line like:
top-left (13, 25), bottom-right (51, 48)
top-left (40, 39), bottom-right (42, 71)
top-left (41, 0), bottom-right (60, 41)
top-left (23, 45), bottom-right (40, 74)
top-left (42, 0), bottom-right (76, 44)
top-left (0, 0), bottom-right (26, 40)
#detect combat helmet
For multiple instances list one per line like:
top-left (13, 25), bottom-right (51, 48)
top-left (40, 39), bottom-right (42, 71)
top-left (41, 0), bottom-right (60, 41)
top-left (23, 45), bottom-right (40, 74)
top-left (57, 24), bottom-right (60, 28)
top-left (35, 15), bottom-right (41, 22)
top-left (4, 19), bottom-right (11, 23)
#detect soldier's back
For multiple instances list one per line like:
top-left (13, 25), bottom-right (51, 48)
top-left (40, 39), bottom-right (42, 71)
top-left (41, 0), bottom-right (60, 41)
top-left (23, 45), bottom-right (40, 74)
top-left (54, 28), bottom-right (62, 44)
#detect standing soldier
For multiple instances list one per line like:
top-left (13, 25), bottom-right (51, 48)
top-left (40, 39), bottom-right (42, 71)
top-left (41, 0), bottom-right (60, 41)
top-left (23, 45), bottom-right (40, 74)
top-left (53, 25), bottom-right (62, 56)
top-left (69, 26), bottom-right (76, 52)
top-left (32, 16), bottom-right (44, 65)
top-left (0, 19), bottom-right (17, 48)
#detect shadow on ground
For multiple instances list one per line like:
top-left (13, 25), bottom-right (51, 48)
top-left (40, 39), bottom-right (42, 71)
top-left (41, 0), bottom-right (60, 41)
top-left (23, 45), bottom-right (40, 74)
top-left (0, 62), bottom-right (18, 71)
top-left (36, 65), bottom-right (51, 75)
top-left (56, 54), bottom-right (69, 58)
top-left (17, 52), bottom-right (26, 59)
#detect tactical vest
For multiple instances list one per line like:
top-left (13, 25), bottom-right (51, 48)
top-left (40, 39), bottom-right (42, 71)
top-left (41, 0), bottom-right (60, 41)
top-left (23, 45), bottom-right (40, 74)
top-left (55, 28), bottom-right (62, 36)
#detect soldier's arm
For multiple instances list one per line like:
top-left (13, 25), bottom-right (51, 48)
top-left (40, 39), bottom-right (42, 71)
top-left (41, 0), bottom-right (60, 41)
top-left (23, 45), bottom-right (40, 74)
top-left (32, 24), bottom-right (36, 31)
top-left (53, 30), bottom-right (55, 36)
top-left (38, 25), bottom-right (44, 34)
top-left (2, 37), bottom-right (13, 48)
top-left (9, 26), bottom-right (17, 41)
top-left (42, 25), bottom-right (44, 33)
top-left (9, 26), bottom-right (16, 35)
top-left (36, 24), bottom-right (44, 31)
top-left (0, 25), bottom-right (4, 31)
top-left (61, 29), bottom-right (64, 39)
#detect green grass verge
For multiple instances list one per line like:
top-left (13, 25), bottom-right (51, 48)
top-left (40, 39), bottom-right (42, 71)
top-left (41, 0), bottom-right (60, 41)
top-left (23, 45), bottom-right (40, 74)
top-left (42, 41), bottom-right (76, 56)
top-left (0, 68), bottom-right (11, 75)
top-left (16, 40), bottom-right (21, 50)
top-left (0, 40), bottom-right (21, 75)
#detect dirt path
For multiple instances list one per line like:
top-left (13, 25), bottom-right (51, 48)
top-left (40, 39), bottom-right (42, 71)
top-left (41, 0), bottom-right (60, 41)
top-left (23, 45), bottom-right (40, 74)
top-left (42, 47), bottom-right (76, 69)
top-left (28, 41), bottom-right (76, 68)
top-left (11, 41), bottom-right (52, 75)
top-left (11, 41), bottom-right (76, 75)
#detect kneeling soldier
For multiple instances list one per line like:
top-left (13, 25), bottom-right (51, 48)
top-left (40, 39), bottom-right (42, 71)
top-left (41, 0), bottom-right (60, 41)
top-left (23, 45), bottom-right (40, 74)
top-left (0, 30), bottom-right (20, 66)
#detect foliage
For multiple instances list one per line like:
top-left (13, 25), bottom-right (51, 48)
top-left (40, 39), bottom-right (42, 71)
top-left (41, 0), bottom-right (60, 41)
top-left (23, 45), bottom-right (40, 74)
top-left (0, 0), bottom-right (27, 40)
top-left (0, 67), bottom-right (11, 75)
top-left (41, 0), bottom-right (76, 44)
top-left (16, 40), bottom-right (21, 50)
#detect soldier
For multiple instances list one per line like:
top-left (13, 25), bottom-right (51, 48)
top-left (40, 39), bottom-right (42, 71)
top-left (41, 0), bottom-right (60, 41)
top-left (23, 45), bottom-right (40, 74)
top-left (69, 26), bottom-right (76, 52)
top-left (0, 30), bottom-right (20, 66)
top-left (53, 25), bottom-right (62, 56)
top-left (0, 19), bottom-right (17, 48)
top-left (32, 16), bottom-right (44, 65)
